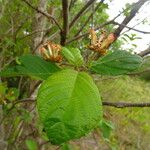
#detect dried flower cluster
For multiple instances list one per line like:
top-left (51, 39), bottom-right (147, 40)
top-left (88, 29), bottom-right (116, 56)
top-left (39, 41), bottom-right (62, 63)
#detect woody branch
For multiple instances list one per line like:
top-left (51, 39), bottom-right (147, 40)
top-left (138, 46), bottom-right (150, 57)
top-left (67, 0), bottom-right (149, 45)
top-left (74, 0), bottom-right (105, 37)
top-left (6, 98), bottom-right (150, 109)
top-left (61, 0), bottom-right (69, 46)
top-left (69, 0), bottom-right (97, 29)
top-left (22, 0), bottom-right (62, 31)
top-left (114, 0), bottom-right (149, 37)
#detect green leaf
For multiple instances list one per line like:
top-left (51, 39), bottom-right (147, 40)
top-left (25, 139), bottom-right (38, 150)
top-left (136, 56), bottom-right (150, 80)
top-left (62, 47), bottom-right (84, 66)
top-left (90, 50), bottom-right (143, 75)
top-left (6, 88), bottom-right (19, 101)
top-left (0, 55), bottom-right (60, 80)
top-left (0, 83), bottom-right (7, 95)
top-left (61, 143), bottom-right (71, 150)
top-left (37, 69), bottom-right (102, 145)
top-left (99, 120), bottom-right (114, 139)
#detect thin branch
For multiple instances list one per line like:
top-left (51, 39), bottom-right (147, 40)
top-left (74, 0), bottom-right (105, 37)
top-left (61, 0), bottom-right (69, 45)
top-left (67, 20), bottom-right (113, 44)
top-left (112, 21), bottom-right (150, 34)
top-left (138, 46), bottom-right (150, 57)
top-left (69, 0), bottom-right (77, 11)
top-left (66, 13), bottom-right (121, 44)
top-left (10, 98), bottom-right (150, 108)
top-left (121, 15), bottom-right (150, 35)
top-left (39, 141), bottom-right (50, 149)
top-left (21, 0), bottom-right (62, 31)
top-left (69, 0), bottom-right (97, 29)
top-left (102, 101), bottom-right (150, 108)
top-left (18, 28), bottom-right (53, 40)
top-left (29, 80), bottom-right (42, 97)
top-left (114, 0), bottom-right (149, 37)
top-left (32, 29), bottom-right (60, 54)
top-left (0, 98), bottom-right (35, 125)
top-left (12, 98), bottom-right (35, 105)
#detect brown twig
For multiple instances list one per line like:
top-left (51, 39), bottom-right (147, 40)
top-left (13, 98), bottom-right (35, 105)
top-left (61, 0), bottom-right (69, 45)
top-left (66, 20), bottom-right (113, 44)
top-left (114, 0), bottom-right (149, 37)
top-left (120, 15), bottom-right (150, 35)
top-left (112, 21), bottom-right (150, 34)
top-left (69, 0), bottom-right (77, 11)
top-left (74, 0), bottom-right (105, 37)
top-left (22, 0), bottom-right (62, 31)
top-left (138, 46), bottom-right (150, 57)
top-left (7, 98), bottom-right (35, 113)
top-left (39, 141), bottom-right (50, 149)
top-left (18, 28), bottom-right (53, 40)
top-left (102, 101), bottom-right (150, 108)
top-left (29, 80), bottom-right (42, 97)
top-left (69, 0), bottom-right (97, 29)
top-left (32, 29), bottom-right (59, 54)
top-left (66, 13), bottom-right (121, 44)
top-left (10, 98), bottom-right (150, 108)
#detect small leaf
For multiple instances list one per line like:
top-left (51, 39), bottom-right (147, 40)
top-left (62, 47), bottom-right (84, 66)
top-left (0, 54), bottom-right (60, 80)
top-left (61, 143), bottom-right (71, 150)
top-left (90, 50), bottom-right (142, 75)
top-left (37, 69), bottom-right (102, 145)
top-left (25, 139), bottom-right (38, 150)
top-left (99, 120), bottom-right (114, 139)
top-left (0, 83), bottom-right (7, 95)
top-left (6, 88), bottom-right (19, 101)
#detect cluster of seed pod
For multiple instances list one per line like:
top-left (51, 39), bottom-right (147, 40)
top-left (88, 28), bottom-right (116, 56)
top-left (39, 29), bottom-right (116, 63)
top-left (39, 41), bottom-right (62, 63)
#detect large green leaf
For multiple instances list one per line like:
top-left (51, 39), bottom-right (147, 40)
top-left (62, 47), bottom-right (84, 66)
top-left (0, 55), bottom-right (60, 80)
top-left (90, 50), bottom-right (143, 75)
top-left (37, 69), bottom-right (102, 145)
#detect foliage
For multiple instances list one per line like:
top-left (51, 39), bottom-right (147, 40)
top-left (97, 76), bottom-right (150, 149)
top-left (138, 56), bottom-right (150, 81)
top-left (0, 55), bottom-right (60, 80)
top-left (99, 120), bottom-right (114, 140)
top-left (0, 45), bottom-right (143, 145)
top-left (0, 0), bottom-right (149, 149)
top-left (90, 50), bottom-right (142, 75)
top-left (25, 139), bottom-right (38, 150)
top-left (62, 47), bottom-right (84, 67)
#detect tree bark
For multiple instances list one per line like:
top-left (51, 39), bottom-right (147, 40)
top-left (138, 46), bottom-right (150, 57)
top-left (61, 0), bottom-right (69, 46)
top-left (0, 96), bottom-right (7, 150)
top-left (114, 0), bottom-right (149, 37)
top-left (32, 0), bottom-right (48, 53)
